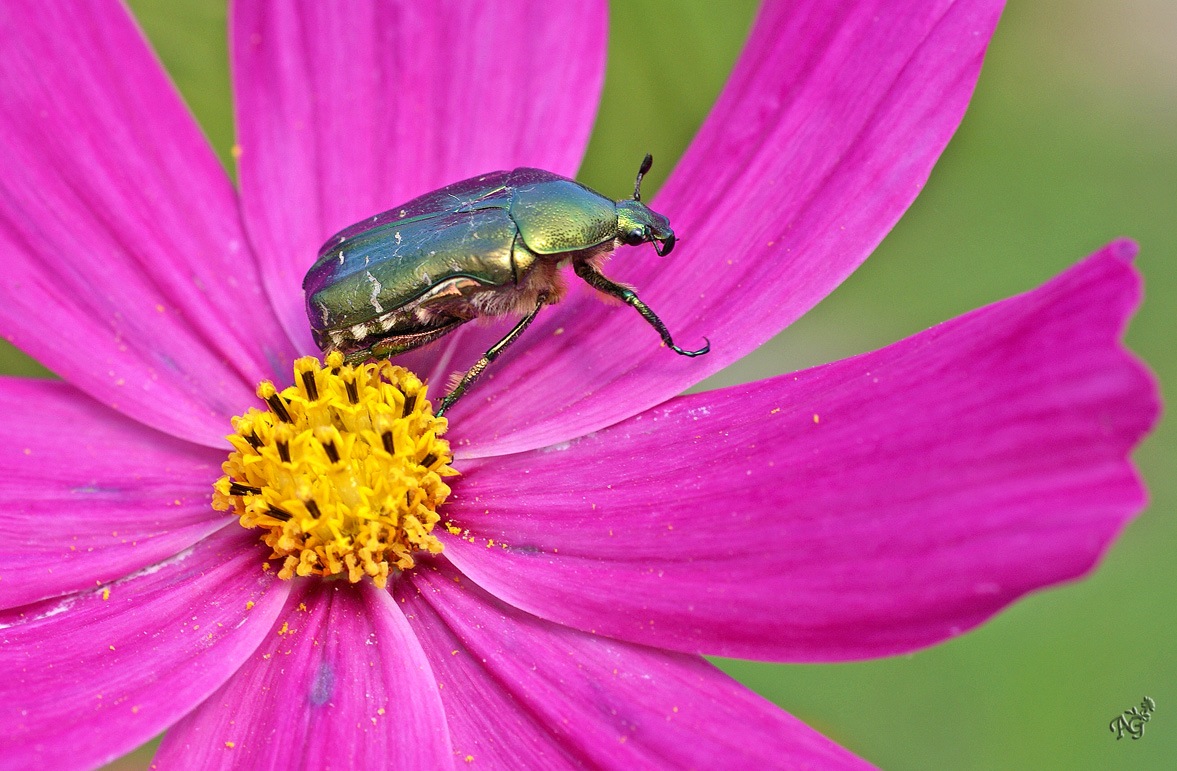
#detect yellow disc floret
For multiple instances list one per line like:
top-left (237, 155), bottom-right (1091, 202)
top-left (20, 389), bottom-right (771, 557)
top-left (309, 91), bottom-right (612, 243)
top-left (213, 352), bottom-right (456, 588)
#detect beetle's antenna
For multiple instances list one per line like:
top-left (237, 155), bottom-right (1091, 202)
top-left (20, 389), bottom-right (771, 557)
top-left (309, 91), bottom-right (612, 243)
top-left (634, 153), bottom-right (654, 201)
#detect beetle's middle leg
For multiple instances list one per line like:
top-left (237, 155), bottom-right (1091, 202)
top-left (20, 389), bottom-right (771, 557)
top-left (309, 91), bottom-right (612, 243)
top-left (436, 294), bottom-right (549, 417)
top-left (572, 262), bottom-right (710, 357)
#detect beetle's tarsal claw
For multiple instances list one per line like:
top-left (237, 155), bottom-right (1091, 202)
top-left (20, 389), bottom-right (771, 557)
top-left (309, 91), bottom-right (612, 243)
top-left (436, 389), bottom-right (461, 418)
top-left (671, 337), bottom-right (710, 357)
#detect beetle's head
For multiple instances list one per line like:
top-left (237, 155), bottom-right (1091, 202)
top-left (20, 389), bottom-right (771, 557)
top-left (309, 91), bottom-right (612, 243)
top-left (615, 154), bottom-right (675, 255)
top-left (616, 199), bottom-right (675, 256)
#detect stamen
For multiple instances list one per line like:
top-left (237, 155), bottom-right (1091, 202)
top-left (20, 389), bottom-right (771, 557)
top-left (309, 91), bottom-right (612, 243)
top-left (301, 369), bottom-right (319, 401)
top-left (213, 354), bottom-right (455, 588)
top-left (268, 505), bottom-right (293, 522)
top-left (261, 386), bottom-right (293, 423)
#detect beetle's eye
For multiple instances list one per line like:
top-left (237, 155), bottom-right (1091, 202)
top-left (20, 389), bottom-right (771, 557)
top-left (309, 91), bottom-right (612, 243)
top-left (622, 229), bottom-right (647, 246)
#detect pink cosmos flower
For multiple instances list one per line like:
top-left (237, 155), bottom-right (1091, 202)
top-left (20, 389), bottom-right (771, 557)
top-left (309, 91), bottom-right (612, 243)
top-left (0, 1), bottom-right (1158, 768)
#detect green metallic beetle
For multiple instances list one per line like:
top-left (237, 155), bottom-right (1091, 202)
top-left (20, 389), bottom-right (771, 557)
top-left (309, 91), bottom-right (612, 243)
top-left (303, 155), bottom-right (708, 416)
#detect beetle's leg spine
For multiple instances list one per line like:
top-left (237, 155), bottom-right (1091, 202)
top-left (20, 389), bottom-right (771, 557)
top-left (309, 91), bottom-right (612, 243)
top-left (436, 294), bottom-right (549, 417)
top-left (572, 263), bottom-right (710, 357)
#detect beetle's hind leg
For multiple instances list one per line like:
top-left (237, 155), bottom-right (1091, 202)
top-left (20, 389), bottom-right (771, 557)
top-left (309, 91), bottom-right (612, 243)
top-left (572, 262), bottom-right (709, 357)
top-left (436, 294), bottom-right (549, 417)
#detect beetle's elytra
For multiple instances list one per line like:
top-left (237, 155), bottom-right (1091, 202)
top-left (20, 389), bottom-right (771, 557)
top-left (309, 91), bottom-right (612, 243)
top-left (302, 155), bottom-right (708, 416)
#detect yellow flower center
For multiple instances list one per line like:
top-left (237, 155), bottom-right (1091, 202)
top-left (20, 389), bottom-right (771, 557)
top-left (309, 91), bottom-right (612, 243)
top-left (213, 352), bottom-right (456, 588)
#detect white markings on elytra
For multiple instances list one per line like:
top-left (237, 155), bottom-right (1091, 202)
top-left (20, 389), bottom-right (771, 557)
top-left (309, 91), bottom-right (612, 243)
top-left (365, 272), bottom-right (384, 313)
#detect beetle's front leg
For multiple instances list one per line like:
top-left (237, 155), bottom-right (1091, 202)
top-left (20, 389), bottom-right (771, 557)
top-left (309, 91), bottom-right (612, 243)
top-left (436, 294), bottom-right (549, 417)
top-left (572, 262), bottom-right (710, 357)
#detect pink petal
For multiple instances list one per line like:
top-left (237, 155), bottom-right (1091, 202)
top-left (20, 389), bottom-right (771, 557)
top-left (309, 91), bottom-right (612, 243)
top-left (0, 2), bottom-right (297, 447)
top-left (156, 580), bottom-right (451, 769)
top-left (0, 527), bottom-right (289, 770)
top-left (232, 0), bottom-right (608, 352)
top-left (0, 378), bottom-right (229, 609)
top-left (399, 562), bottom-right (869, 768)
top-left (441, 243), bottom-right (1157, 661)
top-left (448, 0), bottom-right (1006, 457)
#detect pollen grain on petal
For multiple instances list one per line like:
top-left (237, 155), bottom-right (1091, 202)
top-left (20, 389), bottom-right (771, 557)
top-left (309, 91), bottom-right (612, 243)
top-left (213, 355), bottom-right (456, 588)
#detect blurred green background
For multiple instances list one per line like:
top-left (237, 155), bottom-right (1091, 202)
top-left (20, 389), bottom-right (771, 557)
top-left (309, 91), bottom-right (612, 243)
top-left (4, 1), bottom-right (1168, 768)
